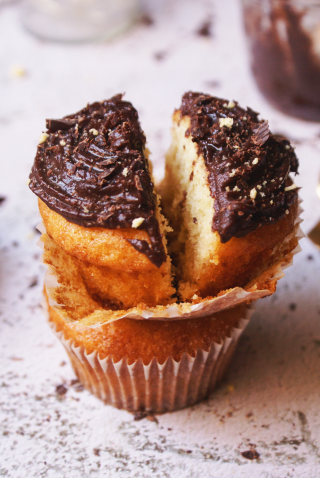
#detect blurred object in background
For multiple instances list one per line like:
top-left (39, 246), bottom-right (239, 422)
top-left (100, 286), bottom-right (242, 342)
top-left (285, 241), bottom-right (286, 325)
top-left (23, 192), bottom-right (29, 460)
top-left (242, 0), bottom-right (320, 121)
top-left (21, 0), bottom-right (140, 43)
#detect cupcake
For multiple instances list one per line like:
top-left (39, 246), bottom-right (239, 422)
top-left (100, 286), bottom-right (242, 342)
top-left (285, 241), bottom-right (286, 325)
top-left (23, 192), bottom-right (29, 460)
top-left (30, 93), bottom-right (302, 413)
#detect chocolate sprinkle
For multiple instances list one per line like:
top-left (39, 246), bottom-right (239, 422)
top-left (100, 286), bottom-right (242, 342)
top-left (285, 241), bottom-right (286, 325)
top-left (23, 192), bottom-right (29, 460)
top-left (29, 94), bottom-right (166, 268)
top-left (180, 92), bottom-right (299, 243)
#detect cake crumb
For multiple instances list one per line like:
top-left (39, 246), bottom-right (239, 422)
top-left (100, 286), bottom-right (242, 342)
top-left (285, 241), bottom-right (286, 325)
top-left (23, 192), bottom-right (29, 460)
top-left (285, 209), bottom-right (289, 214)
top-left (89, 128), bottom-right (99, 136)
top-left (192, 294), bottom-right (198, 300)
top-left (10, 65), bottom-right (26, 77)
top-left (132, 217), bottom-right (145, 228)
top-left (252, 157), bottom-right (259, 165)
top-left (122, 167), bottom-right (128, 177)
top-left (227, 101), bottom-right (235, 109)
top-left (60, 140), bottom-right (66, 146)
top-left (219, 117), bottom-right (233, 128)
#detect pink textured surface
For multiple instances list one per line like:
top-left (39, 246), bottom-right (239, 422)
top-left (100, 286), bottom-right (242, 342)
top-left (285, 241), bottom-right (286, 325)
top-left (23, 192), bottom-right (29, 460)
top-left (0, 1), bottom-right (320, 476)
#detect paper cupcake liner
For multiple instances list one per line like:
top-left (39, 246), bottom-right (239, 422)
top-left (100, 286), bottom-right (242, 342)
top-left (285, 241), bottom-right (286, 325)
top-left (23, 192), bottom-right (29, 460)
top-left (39, 200), bottom-right (304, 324)
top-left (47, 306), bottom-right (252, 412)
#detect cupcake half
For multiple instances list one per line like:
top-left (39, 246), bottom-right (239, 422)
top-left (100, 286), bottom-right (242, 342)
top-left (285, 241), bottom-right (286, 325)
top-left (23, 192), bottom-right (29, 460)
top-left (161, 92), bottom-right (300, 301)
top-left (29, 94), bottom-right (175, 310)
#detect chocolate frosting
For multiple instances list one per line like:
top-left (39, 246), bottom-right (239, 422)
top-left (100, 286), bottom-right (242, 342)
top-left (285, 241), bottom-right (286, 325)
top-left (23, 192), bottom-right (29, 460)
top-left (180, 92), bottom-right (299, 243)
top-left (29, 94), bottom-right (166, 268)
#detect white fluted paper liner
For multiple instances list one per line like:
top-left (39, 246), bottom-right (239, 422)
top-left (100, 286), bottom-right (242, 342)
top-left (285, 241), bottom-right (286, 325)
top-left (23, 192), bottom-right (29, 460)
top-left (39, 201), bottom-right (304, 323)
top-left (46, 305), bottom-right (253, 412)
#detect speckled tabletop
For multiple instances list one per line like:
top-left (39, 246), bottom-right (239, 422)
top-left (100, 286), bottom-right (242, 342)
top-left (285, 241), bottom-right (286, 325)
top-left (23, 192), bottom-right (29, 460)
top-left (1, 1), bottom-right (320, 477)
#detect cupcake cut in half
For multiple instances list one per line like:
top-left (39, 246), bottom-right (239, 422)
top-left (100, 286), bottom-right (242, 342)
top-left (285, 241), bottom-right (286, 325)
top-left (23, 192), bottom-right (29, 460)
top-left (29, 92), bottom-right (300, 309)
top-left (29, 93), bottom-right (301, 412)
top-left (29, 94), bottom-right (175, 309)
top-left (161, 92), bottom-right (299, 301)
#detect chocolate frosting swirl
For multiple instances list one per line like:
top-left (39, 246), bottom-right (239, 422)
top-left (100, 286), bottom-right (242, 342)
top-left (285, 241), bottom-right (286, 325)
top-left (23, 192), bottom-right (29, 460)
top-left (29, 94), bottom-right (166, 267)
top-left (180, 92), bottom-right (299, 243)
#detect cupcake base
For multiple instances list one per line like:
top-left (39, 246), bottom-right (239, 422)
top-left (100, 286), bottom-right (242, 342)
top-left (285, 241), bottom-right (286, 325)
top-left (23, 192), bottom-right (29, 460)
top-left (48, 305), bottom-right (251, 413)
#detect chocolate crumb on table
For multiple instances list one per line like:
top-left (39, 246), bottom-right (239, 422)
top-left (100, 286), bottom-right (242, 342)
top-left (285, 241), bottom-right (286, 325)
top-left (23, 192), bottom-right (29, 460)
top-left (196, 20), bottom-right (213, 38)
top-left (241, 449), bottom-right (260, 460)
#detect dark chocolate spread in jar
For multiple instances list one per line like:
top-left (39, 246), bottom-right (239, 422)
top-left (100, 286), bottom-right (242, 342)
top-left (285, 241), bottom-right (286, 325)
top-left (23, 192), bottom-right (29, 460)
top-left (180, 92), bottom-right (299, 243)
top-left (243, 0), bottom-right (320, 121)
top-left (29, 94), bottom-right (166, 268)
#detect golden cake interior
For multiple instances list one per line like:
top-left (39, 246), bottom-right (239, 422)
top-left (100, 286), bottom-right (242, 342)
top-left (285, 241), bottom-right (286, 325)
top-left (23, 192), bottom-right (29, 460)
top-left (40, 197), bottom-right (176, 310)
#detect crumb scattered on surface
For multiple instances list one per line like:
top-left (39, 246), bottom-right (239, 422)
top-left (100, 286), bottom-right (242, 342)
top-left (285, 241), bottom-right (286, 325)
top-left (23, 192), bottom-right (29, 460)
top-left (10, 65), bottom-right (26, 78)
top-left (55, 384), bottom-right (68, 396)
top-left (140, 14), bottom-right (154, 26)
top-left (241, 449), bottom-right (260, 460)
top-left (196, 20), bottom-right (212, 37)
top-left (28, 277), bottom-right (38, 288)
top-left (154, 51), bottom-right (166, 61)
top-left (204, 80), bottom-right (220, 88)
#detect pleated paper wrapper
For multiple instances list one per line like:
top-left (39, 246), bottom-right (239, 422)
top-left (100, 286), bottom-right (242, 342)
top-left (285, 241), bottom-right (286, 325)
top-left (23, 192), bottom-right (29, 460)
top-left (39, 204), bottom-right (303, 412)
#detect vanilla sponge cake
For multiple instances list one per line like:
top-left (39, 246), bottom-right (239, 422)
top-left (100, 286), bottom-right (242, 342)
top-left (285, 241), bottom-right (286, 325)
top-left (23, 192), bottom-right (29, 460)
top-left (161, 92), bottom-right (299, 301)
top-left (29, 95), bottom-right (175, 309)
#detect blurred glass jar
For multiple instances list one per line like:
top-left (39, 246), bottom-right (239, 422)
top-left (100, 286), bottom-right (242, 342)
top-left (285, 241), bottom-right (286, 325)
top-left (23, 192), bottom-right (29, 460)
top-left (21, 0), bottom-right (140, 43)
top-left (242, 0), bottom-right (320, 121)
